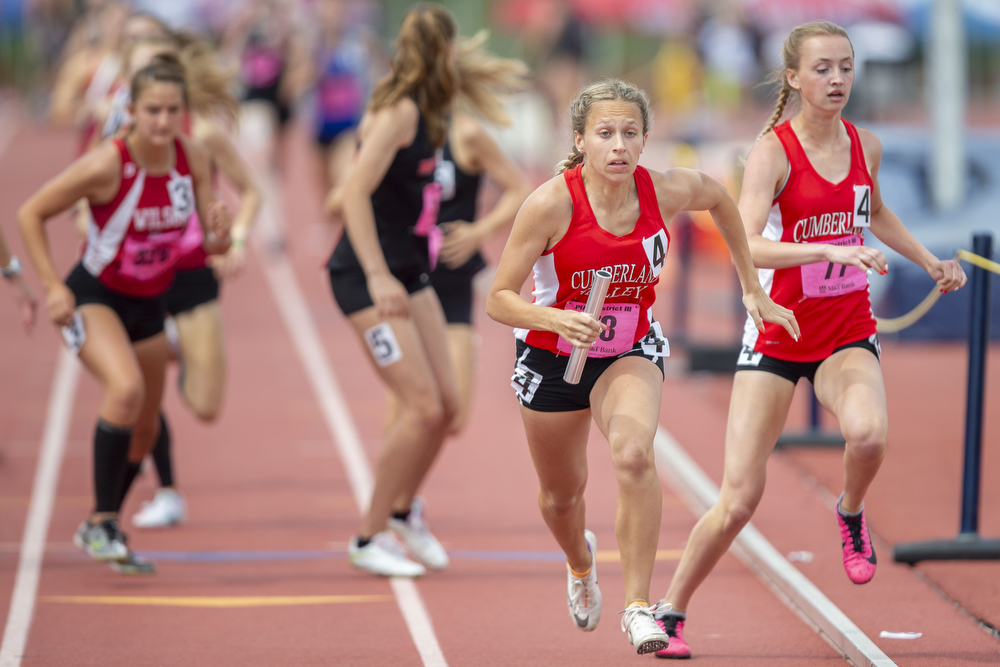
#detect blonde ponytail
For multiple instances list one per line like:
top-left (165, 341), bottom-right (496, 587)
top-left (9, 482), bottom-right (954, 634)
top-left (557, 146), bottom-right (585, 175)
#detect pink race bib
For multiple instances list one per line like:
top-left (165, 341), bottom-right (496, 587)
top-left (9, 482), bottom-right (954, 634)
top-left (414, 181), bottom-right (442, 270)
top-left (557, 301), bottom-right (640, 358)
top-left (120, 231), bottom-right (181, 282)
top-left (800, 235), bottom-right (869, 298)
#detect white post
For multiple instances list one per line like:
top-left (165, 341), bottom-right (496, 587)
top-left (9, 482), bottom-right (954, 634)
top-left (929, 0), bottom-right (967, 210)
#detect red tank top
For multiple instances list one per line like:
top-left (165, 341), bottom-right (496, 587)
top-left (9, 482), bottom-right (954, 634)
top-left (82, 137), bottom-right (196, 298)
top-left (743, 119), bottom-right (877, 361)
top-left (516, 164), bottom-right (670, 356)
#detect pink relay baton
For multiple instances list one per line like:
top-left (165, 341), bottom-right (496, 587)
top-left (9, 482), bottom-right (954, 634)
top-left (563, 269), bottom-right (613, 385)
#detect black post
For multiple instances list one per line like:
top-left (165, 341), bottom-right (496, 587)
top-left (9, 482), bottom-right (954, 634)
top-left (960, 233), bottom-right (992, 534)
top-left (673, 214), bottom-right (691, 348)
top-left (810, 386), bottom-right (822, 430)
top-left (893, 232), bottom-right (1000, 563)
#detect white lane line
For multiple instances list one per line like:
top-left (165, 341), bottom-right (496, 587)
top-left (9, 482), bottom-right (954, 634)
top-left (256, 219), bottom-right (448, 665)
top-left (0, 349), bottom-right (80, 667)
top-left (653, 426), bottom-right (896, 667)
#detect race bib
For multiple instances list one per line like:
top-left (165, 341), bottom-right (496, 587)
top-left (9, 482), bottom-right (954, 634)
top-left (62, 311), bottom-right (86, 355)
top-left (800, 235), bottom-right (868, 299)
top-left (639, 321), bottom-right (670, 358)
top-left (556, 301), bottom-right (640, 358)
top-left (167, 174), bottom-right (195, 221)
top-left (853, 185), bottom-right (871, 228)
top-left (435, 157), bottom-right (456, 201)
top-left (642, 229), bottom-right (668, 279)
top-left (413, 181), bottom-right (443, 270)
top-left (364, 322), bottom-right (403, 367)
top-left (119, 231), bottom-right (181, 281)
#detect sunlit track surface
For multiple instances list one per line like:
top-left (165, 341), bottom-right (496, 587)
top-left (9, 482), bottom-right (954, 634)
top-left (0, 120), bottom-right (997, 666)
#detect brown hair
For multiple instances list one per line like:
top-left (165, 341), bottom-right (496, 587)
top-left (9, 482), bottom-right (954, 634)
top-left (131, 52), bottom-right (188, 107)
top-left (759, 21), bottom-right (853, 139)
top-left (368, 3), bottom-right (457, 149)
top-left (176, 34), bottom-right (239, 124)
top-left (454, 30), bottom-right (530, 126)
top-left (557, 78), bottom-right (651, 174)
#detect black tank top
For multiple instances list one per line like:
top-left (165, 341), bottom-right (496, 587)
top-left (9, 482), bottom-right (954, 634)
top-left (434, 140), bottom-right (486, 276)
top-left (328, 115), bottom-right (437, 273)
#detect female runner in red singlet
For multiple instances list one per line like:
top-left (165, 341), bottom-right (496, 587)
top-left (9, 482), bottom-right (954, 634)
top-left (649, 22), bottom-right (967, 659)
top-left (486, 78), bottom-right (798, 656)
top-left (18, 54), bottom-right (230, 574)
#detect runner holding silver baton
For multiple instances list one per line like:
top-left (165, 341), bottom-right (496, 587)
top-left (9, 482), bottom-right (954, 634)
top-left (563, 269), bottom-right (612, 384)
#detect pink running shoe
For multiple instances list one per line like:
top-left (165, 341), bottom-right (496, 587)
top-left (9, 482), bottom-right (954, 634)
top-left (653, 606), bottom-right (690, 659)
top-left (837, 496), bottom-right (877, 584)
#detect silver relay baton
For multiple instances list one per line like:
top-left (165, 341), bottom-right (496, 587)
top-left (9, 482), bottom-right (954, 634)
top-left (563, 269), bottom-right (613, 384)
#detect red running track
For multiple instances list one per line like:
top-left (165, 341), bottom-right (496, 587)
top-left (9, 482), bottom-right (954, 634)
top-left (1, 116), bottom-right (998, 666)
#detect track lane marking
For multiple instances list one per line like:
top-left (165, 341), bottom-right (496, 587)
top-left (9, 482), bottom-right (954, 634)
top-left (0, 349), bottom-right (81, 667)
top-left (653, 426), bottom-right (896, 667)
top-left (255, 184), bottom-right (448, 665)
top-left (42, 595), bottom-right (393, 608)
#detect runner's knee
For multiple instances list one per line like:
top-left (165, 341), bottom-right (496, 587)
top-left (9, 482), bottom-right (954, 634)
top-left (539, 484), bottom-right (586, 518)
top-left (842, 419), bottom-right (887, 463)
top-left (105, 376), bottom-right (144, 423)
top-left (610, 436), bottom-right (656, 483)
top-left (399, 392), bottom-right (445, 433)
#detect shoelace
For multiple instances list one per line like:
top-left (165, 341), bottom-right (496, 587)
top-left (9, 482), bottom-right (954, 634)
top-left (619, 602), bottom-right (663, 634)
top-left (373, 533), bottom-right (409, 559)
top-left (568, 575), bottom-right (590, 611)
top-left (843, 513), bottom-right (865, 553)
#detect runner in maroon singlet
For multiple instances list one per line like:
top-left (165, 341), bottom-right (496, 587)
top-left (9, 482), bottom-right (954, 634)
top-left (17, 54), bottom-right (230, 574)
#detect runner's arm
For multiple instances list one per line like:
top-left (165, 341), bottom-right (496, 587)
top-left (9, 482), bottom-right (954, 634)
top-left (862, 129), bottom-right (965, 292)
top-left (485, 181), bottom-right (603, 348)
top-left (198, 122), bottom-right (261, 276)
top-left (337, 99), bottom-right (419, 318)
top-left (439, 118), bottom-right (531, 269)
top-left (661, 167), bottom-right (799, 339)
top-left (17, 144), bottom-right (119, 290)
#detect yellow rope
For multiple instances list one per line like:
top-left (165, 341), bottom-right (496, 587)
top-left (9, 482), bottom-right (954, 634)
top-left (875, 250), bottom-right (1000, 334)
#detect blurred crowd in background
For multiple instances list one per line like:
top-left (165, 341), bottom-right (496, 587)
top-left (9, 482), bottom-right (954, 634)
top-left (4, 0), bottom-right (1000, 156)
top-left (1, 0), bottom-right (1000, 340)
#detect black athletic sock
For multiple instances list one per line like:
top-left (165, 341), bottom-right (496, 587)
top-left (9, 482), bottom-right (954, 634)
top-left (392, 509), bottom-right (411, 522)
top-left (356, 536), bottom-right (372, 548)
top-left (151, 412), bottom-right (174, 487)
top-left (93, 419), bottom-right (133, 513)
top-left (116, 461), bottom-right (142, 512)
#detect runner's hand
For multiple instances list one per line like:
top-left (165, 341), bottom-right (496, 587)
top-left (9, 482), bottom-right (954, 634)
top-left (7, 275), bottom-right (37, 333)
top-left (553, 310), bottom-right (605, 349)
top-left (208, 240), bottom-right (247, 279)
top-left (368, 272), bottom-right (409, 319)
top-left (207, 201), bottom-right (232, 240)
top-left (324, 187), bottom-right (346, 226)
top-left (743, 287), bottom-right (799, 341)
top-left (825, 244), bottom-right (887, 274)
top-left (929, 258), bottom-right (966, 293)
top-left (45, 282), bottom-right (75, 328)
top-left (439, 221), bottom-right (483, 269)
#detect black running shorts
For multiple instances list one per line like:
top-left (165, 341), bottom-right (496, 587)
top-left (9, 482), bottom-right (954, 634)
top-left (329, 265), bottom-right (432, 316)
top-left (428, 264), bottom-right (477, 325)
top-left (163, 267), bottom-right (219, 316)
top-left (512, 328), bottom-right (667, 413)
top-left (65, 263), bottom-right (165, 343)
top-left (735, 335), bottom-right (881, 385)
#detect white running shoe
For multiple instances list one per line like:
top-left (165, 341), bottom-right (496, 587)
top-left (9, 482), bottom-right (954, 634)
top-left (567, 529), bottom-right (602, 631)
top-left (349, 532), bottom-right (426, 577)
top-left (620, 602), bottom-right (671, 654)
top-left (386, 497), bottom-right (449, 570)
top-left (131, 488), bottom-right (187, 528)
top-left (73, 519), bottom-right (129, 562)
